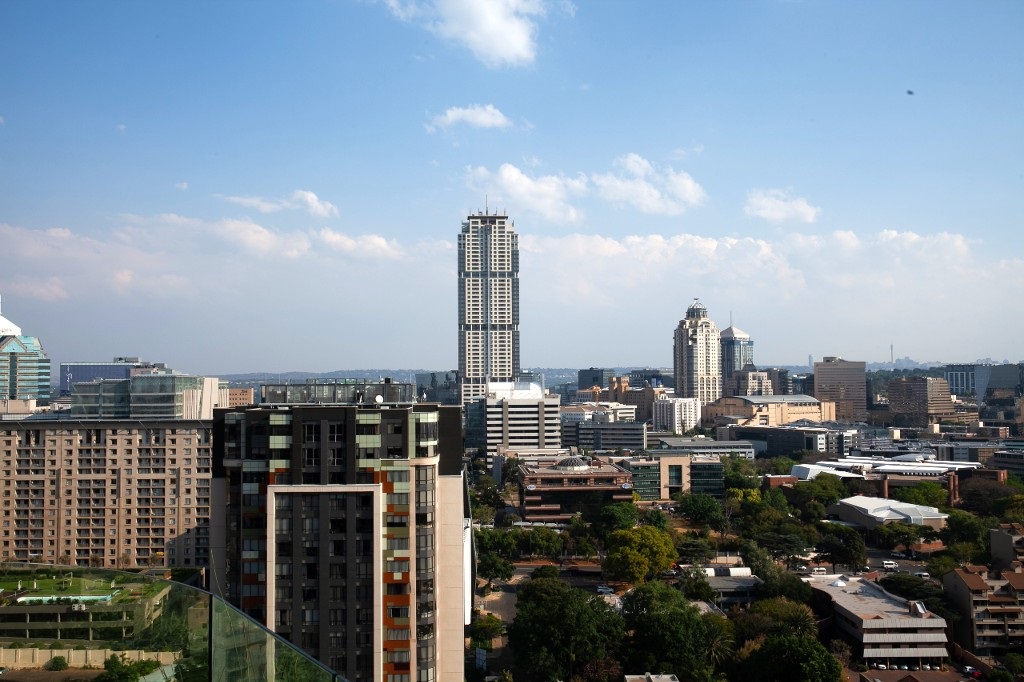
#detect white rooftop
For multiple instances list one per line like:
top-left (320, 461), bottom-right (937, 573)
top-left (0, 296), bottom-right (22, 336)
top-left (837, 495), bottom-right (948, 525)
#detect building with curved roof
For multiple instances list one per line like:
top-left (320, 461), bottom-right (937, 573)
top-left (0, 296), bottom-right (51, 401)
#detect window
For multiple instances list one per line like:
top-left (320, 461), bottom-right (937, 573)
top-left (386, 629), bottom-right (410, 641)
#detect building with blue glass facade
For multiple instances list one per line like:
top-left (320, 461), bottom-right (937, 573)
top-left (0, 297), bottom-right (51, 401)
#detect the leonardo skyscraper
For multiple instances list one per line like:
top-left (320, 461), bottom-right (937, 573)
top-left (673, 299), bottom-right (722, 406)
top-left (458, 212), bottom-right (520, 405)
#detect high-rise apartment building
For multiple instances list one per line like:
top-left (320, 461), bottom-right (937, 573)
top-left (813, 356), bottom-right (867, 422)
top-left (466, 382), bottom-right (561, 457)
top-left (0, 418), bottom-right (215, 568)
top-left (216, 380), bottom-right (468, 682)
top-left (458, 212), bottom-right (520, 405)
top-left (673, 299), bottom-right (722, 406)
top-left (0, 297), bottom-right (52, 401)
top-left (719, 324), bottom-right (753, 383)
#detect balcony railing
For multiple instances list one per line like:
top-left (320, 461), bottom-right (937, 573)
top-left (0, 562), bottom-right (344, 681)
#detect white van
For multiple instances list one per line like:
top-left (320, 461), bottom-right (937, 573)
top-left (811, 567), bottom-right (828, 575)
top-left (883, 560), bottom-right (899, 570)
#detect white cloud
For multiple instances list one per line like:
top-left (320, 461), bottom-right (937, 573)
top-left (0, 116), bottom-right (5, 125)
top-left (317, 229), bottom-right (405, 259)
top-left (426, 104), bottom-right (511, 132)
top-left (591, 153), bottom-right (707, 215)
top-left (6, 276), bottom-right (69, 301)
top-left (218, 189), bottom-right (338, 217)
top-left (115, 123), bottom-right (126, 133)
top-left (291, 190), bottom-right (339, 218)
top-left (214, 218), bottom-right (310, 258)
top-left (383, 0), bottom-right (554, 68)
top-left (744, 188), bottom-right (820, 223)
top-left (467, 163), bottom-right (587, 222)
top-left (175, 181), bottom-right (188, 191)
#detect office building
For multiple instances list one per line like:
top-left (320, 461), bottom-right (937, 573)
top-left (719, 324), bottom-right (753, 383)
top-left (607, 375), bottom-right (670, 423)
top-left (468, 382), bottom-right (561, 457)
top-left (58, 357), bottom-right (170, 394)
top-left (515, 456), bottom-right (633, 522)
top-left (813, 356), bottom-right (867, 422)
top-left (72, 374), bottom-right (223, 420)
top-left (578, 367), bottom-right (615, 391)
top-left (458, 212), bottom-right (519, 406)
top-left (811, 575), bottom-right (948, 670)
top-left (216, 383), bottom-right (468, 681)
top-left (888, 376), bottom-right (958, 427)
top-left (575, 420), bottom-right (647, 452)
top-left (701, 394), bottom-right (835, 427)
top-left (0, 417), bottom-right (215, 569)
top-left (723, 366), bottom-right (773, 397)
top-left (628, 368), bottom-right (674, 390)
top-left (0, 298), bottom-right (51, 402)
top-left (672, 299), bottom-right (721, 406)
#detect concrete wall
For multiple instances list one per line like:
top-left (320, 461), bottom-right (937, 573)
top-left (0, 647), bottom-right (177, 669)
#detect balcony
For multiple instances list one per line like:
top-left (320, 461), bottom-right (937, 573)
top-left (0, 562), bottom-right (344, 681)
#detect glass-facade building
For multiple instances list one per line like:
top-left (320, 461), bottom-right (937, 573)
top-left (0, 304), bottom-right (51, 401)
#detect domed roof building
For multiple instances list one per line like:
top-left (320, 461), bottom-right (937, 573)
top-left (517, 456), bottom-right (633, 523)
top-left (673, 298), bottom-right (722, 407)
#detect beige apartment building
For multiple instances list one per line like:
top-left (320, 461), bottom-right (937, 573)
top-left (0, 418), bottom-right (216, 569)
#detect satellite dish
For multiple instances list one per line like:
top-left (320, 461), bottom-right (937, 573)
top-left (375, 395), bottom-right (384, 404)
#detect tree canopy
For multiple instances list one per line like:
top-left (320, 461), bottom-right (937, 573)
top-left (603, 525), bottom-right (678, 583)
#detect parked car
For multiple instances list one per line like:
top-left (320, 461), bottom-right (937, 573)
top-left (596, 585), bottom-right (614, 595)
top-left (914, 571), bottom-right (931, 579)
top-left (891, 551), bottom-right (907, 558)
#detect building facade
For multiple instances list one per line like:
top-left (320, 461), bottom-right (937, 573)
top-left (515, 456), bottom-right (633, 522)
top-left (719, 325), bottom-right (753, 384)
top-left (813, 356), bottom-right (867, 422)
top-left (578, 367), bottom-right (615, 391)
top-left (58, 357), bottom-right (170, 395)
top-left (216, 388), bottom-right (468, 681)
top-left (0, 300), bottom-right (51, 402)
top-left (458, 212), bottom-right (520, 406)
top-left (673, 300), bottom-right (721, 406)
top-left (469, 382), bottom-right (561, 457)
top-left (71, 374), bottom-right (223, 420)
top-left (651, 396), bottom-right (701, 434)
top-left (701, 394), bottom-right (836, 427)
top-left (944, 565), bottom-right (1024, 657)
top-left (0, 418), bottom-right (215, 569)
top-left (888, 376), bottom-right (958, 427)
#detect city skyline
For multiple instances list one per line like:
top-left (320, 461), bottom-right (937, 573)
top-left (1, 2), bottom-right (1022, 374)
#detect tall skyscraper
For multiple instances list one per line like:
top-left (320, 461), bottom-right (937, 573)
top-left (0, 296), bottom-right (52, 401)
top-left (458, 212), bottom-right (519, 405)
top-left (673, 299), bottom-right (722, 406)
top-left (720, 324), bottom-right (754, 382)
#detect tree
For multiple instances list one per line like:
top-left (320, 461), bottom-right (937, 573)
top-left (816, 525), bottom-right (866, 571)
top-left (478, 552), bottom-right (514, 590)
top-left (988, 669), bottom-right (1014, 682)
top-left (603, 526), bottom-right (678, 583)
top-left (470, 612), bottom-right (503, 646)
top-left (676, 492), bottom-right (724, 527)
top-left (639, 507), bottom-right (669, 531)
top-left (738, 634), bottom-right (842, 682)
top-left (531, 565), bottom-right (560, 580)
top-left (621, 582), bottom-right (713, 680)
top-left (678, 566), bottom-right (717, 602)
top-left (749, 598), bottom-right (817, 639)
top-left (1003, 652), bottom-right (1024, 675)
top-left (676, 532), bottom-right (716, 566)
top-left (508, 578), bottom-right (624, 682)
top-left (960, 477), bottom-right (1017, 516)
top-left (891, 480), bottom-right (949, 509)
top-left (828, 639), bottom-right (852, 669)
top-left (593, 502), bottom-right (639, 539)
top-left (45, 656), bottom-right (69, 671)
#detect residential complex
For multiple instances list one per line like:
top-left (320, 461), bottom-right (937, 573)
top-left (0, 417), bottom-right (215, 569)
top-left (672, 299), bottom-right (722, 406)
top-left (651, 395), bottom-right (701, 434)
top-left (944, 565), bottom-right (1024, 657)
top-left (458, 212), bottom-right (520, 406)
top-left (215, 383), bottom-right (468, 681)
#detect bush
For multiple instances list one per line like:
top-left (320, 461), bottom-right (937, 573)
top-left (45, 655), bottom-right (69, 671)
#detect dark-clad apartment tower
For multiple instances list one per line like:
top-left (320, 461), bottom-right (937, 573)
top-left (458, 212), bottom-right (520, 405)
top-left (216, 380), bottom-right (468, 681)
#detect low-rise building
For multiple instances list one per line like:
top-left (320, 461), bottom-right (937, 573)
top-left (701, 394), bottom-right (836, 427)
top-left (810, 575), bottom-right (948, 670)
top-left (516, 456), bottom-right (633, 522)
top-left (827, 495), bottom-right (949, 531)
top-left (616, 453), bottom-right (725, 500)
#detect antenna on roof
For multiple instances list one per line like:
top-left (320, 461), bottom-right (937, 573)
top-left (485, 195), bottom-right (489, 214)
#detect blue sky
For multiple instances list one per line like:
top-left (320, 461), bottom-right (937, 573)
top-left (1, 0), bottom-right (1021, 375)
